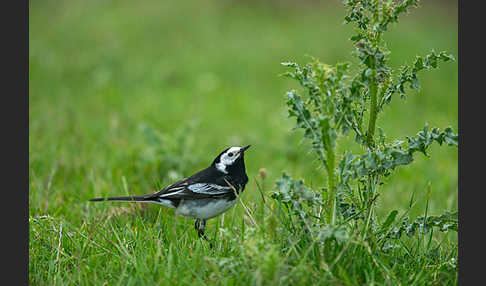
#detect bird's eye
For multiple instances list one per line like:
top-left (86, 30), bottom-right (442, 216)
top-left (228, 152), bottom-right (234, 157)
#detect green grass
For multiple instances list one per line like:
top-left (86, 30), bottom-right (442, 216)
top-left (29, 0), bottom-right (458, 284)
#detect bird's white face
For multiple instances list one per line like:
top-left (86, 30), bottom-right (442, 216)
top-left (215, 146), bottom-right (245, 173)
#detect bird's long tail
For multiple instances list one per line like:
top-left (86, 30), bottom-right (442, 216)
top-left (89, 195), bottom-right (154, 202)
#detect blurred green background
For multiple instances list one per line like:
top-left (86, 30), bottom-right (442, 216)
top-left (29, 0), bottom-right (457, 231)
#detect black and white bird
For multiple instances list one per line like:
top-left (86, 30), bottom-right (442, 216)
top-left (89, 145), bottom-right (251, 246)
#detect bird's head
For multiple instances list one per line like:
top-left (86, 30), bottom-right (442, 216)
top-left (212, 145), bottom-right (251, 174)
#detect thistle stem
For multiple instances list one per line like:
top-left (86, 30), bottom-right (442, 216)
top-left (366, 69), bottom-right (378, 148)
top-left (364, 61), bottom-right (379, 236)
top-left (324, 134), bottom-right (336, 224)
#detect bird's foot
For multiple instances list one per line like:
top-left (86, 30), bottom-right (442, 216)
top-left (195, 219), bottom-right (213, 248)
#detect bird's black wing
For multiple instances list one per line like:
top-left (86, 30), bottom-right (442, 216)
top-left (146, 169), bottom-right (238, 201)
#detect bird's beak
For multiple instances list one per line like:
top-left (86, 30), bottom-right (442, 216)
top-left (239, 145), bottom-right (251, 153)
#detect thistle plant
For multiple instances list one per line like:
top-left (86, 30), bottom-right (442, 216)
top-left (272, 0), bottom-right (457, 249)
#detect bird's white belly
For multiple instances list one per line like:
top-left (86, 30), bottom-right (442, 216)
top-left (176, 198), bottom-right (237, 220)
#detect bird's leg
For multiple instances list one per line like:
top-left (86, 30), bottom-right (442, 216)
top-left (195, 219), bottom-right (213, 248)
